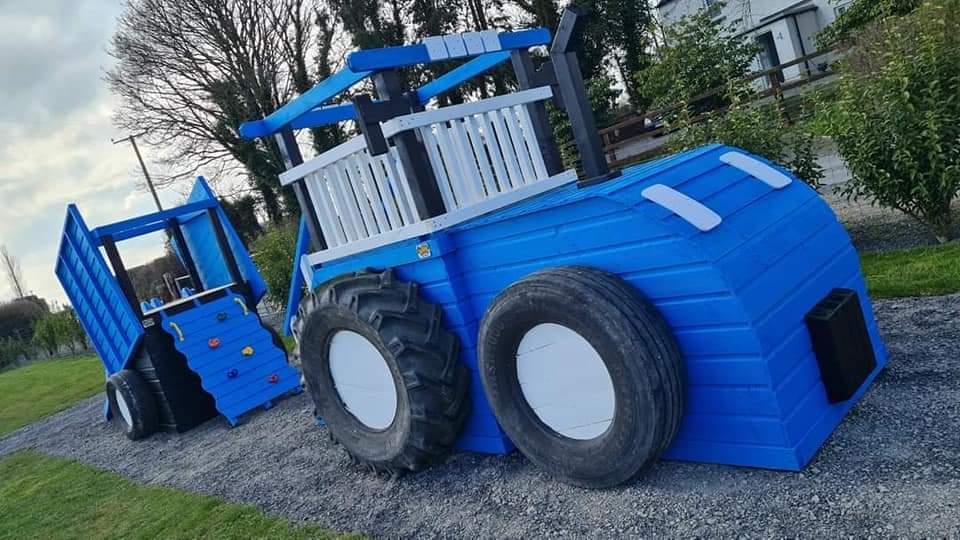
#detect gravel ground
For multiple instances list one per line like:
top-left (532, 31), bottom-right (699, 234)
top-left (823, 186), bottom-right (960, 253)
top-left (2, 294), bottom-right (959, 538)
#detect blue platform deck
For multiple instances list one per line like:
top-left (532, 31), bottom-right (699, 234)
top-left (301, 144), bottom-right (887, 470)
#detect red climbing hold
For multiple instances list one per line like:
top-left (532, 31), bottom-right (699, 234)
top-left (268, 373), bottom-right (280, 384)
top-left (208, 337), bottom-right (221, 349)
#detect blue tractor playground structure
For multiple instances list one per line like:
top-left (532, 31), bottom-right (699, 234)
top-left (237, 7), bottom-right (886, 488)
top-left (57, 7), bottom-right (885, 489)
top-left (55, 178), bottom-right (300, 440)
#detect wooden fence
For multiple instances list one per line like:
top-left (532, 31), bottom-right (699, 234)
top-left (598, 46), bottom-right (840, 169)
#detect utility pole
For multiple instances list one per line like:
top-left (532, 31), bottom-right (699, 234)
top-left (112, 132), bottom-right (163, 211)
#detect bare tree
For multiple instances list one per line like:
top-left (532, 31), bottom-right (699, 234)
top-left (107, 0), bottom-right (342, 221)
top-left (0, 245), bottom-right (26, 300)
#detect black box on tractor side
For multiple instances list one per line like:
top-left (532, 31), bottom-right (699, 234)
top-left (805, 288), bottom-right (878, 403)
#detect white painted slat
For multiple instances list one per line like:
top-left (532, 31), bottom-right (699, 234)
top-left (345, 156), bottom-right (380, 235)
top-left (515, 104), bottom-right (548, 180)
top-left (420, 126), bottom-right (458, 210)
top-left (442, 34), bottom-right (468, 58)
top-left (641, 184), bottom-right (722, 232)
top-left (449, 119), bottom-right (485, 203)
top-left (720, 151), bottom-right (792, 189)
top-left (318, 167), bottom-right (353, 243)
top-left (340, 162), bottom-right (372, 238)
top-left (434, 123), bottom-right (471, 207)
top-left (479, 30), bottom-right (500, 51)
top-left (306, 170), bottom-right (578, 267)
top-left (502, 106), bottom-right (537, 184)
top-left (279, 135), bottom-right (366, 186)
top-left (423, 36), bottom-right (448, 60)
top-left (327, 165), bottom-right (362, 241)
top-left (382, 151), bottom-right (416, 226)
top-left (304, 171), bottom-right (345, 247)
top-left (479, 112), bottom-right (511, 193)
top-left (488, 109), bottom-right (524, 190)
top-left (389, 146), bottom-right (421, 225)
top-left (367, 153), bottom-right (402, 230)
top-left (384, 87), bottom-right (553, 135)
top-left (352, 153), bottom-right (390, 234)
top-left (463, 114), bottom-right (498, 196)
top-left (462, 32), bottom-right (485, 55)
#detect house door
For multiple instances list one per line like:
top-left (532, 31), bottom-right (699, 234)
top-left (756, 32), bottom-right (784, 83)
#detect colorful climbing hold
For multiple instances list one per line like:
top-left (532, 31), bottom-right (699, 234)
top-left (216, 312), bottom-right (228, 322)
top-left (227, 368), bottom-right (239, 379)
top-left (241, 346), bottom-right (254, 356)
top-left (208, 337), bottom-right (221, 349)
top-left (268, 373), bottom-right (280, 384)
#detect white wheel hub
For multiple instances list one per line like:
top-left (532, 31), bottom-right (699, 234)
top-left (115, 389), bottom-right (133, 429)
top-left (328, 330), bottom-right (399, 430)
top-left (516, 323), bottom-right (616, 440)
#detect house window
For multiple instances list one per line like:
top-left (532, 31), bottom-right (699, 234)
top-left (835, 2), bottom-right (852, 15)
top-left (704, 0), bottom-right (719, 6)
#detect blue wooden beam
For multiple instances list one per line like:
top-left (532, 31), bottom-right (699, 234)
top-left (109, 219), bottom-right (170, 243)
top-left (289, 103), bottom-right (357, 130)
top-left (91, 199), bottom-right (218, 240)
top-left (415, 51), bottom-right (511, 103)
top-left (282, 51), bottom-right (515, 131)
top-left (347, 28), bottom-right (550, 72)
top-left (239, 67), bottom-right (372, 139)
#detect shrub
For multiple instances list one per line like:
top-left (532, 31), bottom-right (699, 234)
top-left (636, 4), bottom-right (757, 112)
top-left (0, 337), bottom-right (30, 370)
top-left (818, 0), bottom-right (922, 47)
top-left (250, 221), bottom-right (299, 309)
top-left (669, 88), bottom-right (825, 187)
top-left (819, 0), bottom-right (960, 242)
top-left (31, 309), bottom-right (88, 357)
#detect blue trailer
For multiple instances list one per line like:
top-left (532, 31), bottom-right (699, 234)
top-left (55, 178), bottom-right (300, 439)
top-left (240, 8), bottom-right (884, 488)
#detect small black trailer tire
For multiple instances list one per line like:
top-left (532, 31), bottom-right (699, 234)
top-left (477, 266), bottom-right (686, 488)
top-left (106, 369), bottom-right (160, 441)
top-left (295, 269), bottom-right (470, 475)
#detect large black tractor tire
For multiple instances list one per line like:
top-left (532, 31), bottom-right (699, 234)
top-left (106, 369), bottom-right (160, 441)
top-left (294, 269), bottom-right (470, 476)
top-left (477, 266), bottom-right (686, 489)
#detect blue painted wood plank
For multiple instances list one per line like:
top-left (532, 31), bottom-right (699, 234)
top-left (283, 218), bottom-right (310, 336)
top-left (415, 51), bottom-right (511, 103)
top-left (91, 199), bottom-right (217, 239)
top-left (347, 29), bottom-right (550, 72)
top-left (239, 67), bottom-right (372, 139)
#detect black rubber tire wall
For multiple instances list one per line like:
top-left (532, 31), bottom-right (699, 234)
top-left (130, 351), bottom-right (177, 431)
top-left (106, 369), bottom-right (160, 441)
top-left (294, 269), bottom-right (470, 476)
top-left (477, 266), bottom-right (686, 488)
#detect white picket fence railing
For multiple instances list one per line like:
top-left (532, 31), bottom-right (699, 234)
top-left (279, 86), bottom-right (577, 264)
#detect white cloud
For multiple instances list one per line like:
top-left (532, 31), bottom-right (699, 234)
top-left (0, 1), bottom-right (184, 304)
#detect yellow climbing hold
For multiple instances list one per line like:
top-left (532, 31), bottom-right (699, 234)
top-left (241, 346), bottom-right (254, 356)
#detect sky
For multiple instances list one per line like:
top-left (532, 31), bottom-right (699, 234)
top-left (0, 1), bottom-right (188, 306)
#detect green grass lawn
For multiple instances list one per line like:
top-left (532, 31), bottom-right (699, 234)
top-left (0, 355), bottom-right (104, 437)
top-left (0, 451), bottom-right (343, 540)
top-left (860, 243), bottom-right (960, 299)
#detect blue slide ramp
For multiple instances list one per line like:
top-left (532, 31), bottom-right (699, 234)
top-left (157, 286), bottom-right (300, 426)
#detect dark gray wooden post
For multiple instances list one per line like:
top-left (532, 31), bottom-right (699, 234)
top-left (371, 69), bottom-right (447, 219)
top-left (167, 219), bottom-right (204, 293)
top-left (274, 129), bottom-right (326, 252)
top-left (101, 235), bottom-right (144, 319)
top-left (550, 6), bottom-right (620, 185)
top-left (511, 49), bottom-right (565, 176)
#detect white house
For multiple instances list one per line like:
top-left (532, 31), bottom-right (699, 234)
top-left (655, 0), bottom-right (851, 81)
